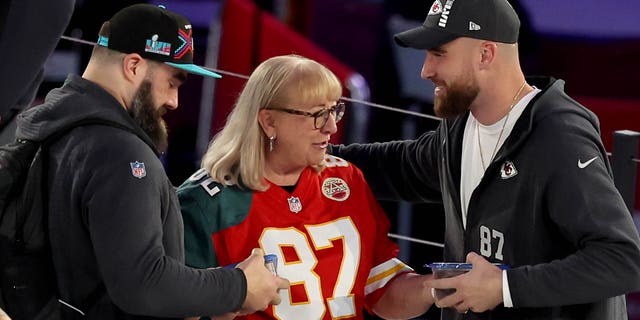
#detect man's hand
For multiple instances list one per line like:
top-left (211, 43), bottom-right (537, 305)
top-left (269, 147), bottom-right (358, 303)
top-left (237, 248), bottom-right (290, 313)
top-left (430, 252), bottom-right (503, 314)
top-left (372, 272), bottom-right (435, 319)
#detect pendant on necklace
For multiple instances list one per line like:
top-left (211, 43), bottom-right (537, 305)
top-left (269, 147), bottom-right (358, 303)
top-left (287, 196), bottom-right (302, 213)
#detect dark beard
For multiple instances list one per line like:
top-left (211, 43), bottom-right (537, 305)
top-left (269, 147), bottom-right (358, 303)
top-left (128, 80), bottom-right (169, 153)
top-left (433, 74), bottom-right (479, 119)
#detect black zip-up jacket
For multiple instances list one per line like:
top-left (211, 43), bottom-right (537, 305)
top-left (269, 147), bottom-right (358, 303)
top-left (331, 77), bottom-right (640, 320)
top-left (16, 75), bottom-right (247, 319)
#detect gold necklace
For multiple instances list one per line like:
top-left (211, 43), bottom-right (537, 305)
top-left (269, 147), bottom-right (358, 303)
top-left (477, 81), bottom-right (527, 171)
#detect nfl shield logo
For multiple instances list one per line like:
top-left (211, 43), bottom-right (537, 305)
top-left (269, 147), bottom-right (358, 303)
top-left (130, 161), bottom-right (146, 179)
top-left (287, 197), bottom-right (302, 213)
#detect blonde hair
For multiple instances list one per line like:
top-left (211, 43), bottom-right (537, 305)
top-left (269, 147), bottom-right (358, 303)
top-left (201, 54), bottom-right (342, 191)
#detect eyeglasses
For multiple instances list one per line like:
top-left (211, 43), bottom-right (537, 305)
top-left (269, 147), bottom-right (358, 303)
top-left (265, 102), bottom-right (346, 129)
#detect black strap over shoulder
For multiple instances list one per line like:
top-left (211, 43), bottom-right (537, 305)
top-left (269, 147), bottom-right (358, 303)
top-left (15, 118), bottom-right (137, 249)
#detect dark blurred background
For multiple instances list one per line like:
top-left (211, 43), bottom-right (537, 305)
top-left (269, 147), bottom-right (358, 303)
top-left (38, 0), bottom-right (640, 319)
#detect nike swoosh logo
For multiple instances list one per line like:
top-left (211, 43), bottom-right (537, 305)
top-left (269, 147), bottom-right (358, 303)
top-left (578, 156), bottom-right (598, 169)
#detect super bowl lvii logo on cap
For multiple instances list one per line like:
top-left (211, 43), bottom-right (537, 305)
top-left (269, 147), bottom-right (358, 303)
top-left (145, 34), bottom-right (172, 56)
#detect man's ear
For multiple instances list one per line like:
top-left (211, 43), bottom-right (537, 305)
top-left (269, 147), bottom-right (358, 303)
top-left (122, 53), bottom-right (147, 84)
top-left (479, 41), bottom-right (497, 70)
top-left (258, 109), bottom-right (276, 137)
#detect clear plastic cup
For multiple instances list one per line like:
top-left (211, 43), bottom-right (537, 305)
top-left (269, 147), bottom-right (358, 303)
top-left (426, 263), bottom-right (510, 299)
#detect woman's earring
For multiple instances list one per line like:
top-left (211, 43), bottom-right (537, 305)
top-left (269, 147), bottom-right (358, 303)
top-left (269, 136), bottom-right (275, 152)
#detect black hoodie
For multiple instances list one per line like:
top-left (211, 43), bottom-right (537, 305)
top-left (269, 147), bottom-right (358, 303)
top-left (330, 77), bottom-right (640, 320)
top-left (17, 75), bottom-right (246, 319)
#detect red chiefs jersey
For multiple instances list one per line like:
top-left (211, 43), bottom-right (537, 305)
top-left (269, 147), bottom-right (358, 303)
top-left (178, 155), bottom-right (412, 319)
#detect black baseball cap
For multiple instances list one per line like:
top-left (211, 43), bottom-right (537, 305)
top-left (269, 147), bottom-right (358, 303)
top-left (97, 4), bottom-right (221, 78)
top-left (394, 0), bottom-right (520, 50)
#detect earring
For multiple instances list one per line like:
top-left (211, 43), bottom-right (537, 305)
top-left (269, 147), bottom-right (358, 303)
top-left (269, 136), bottom-right (275, 152)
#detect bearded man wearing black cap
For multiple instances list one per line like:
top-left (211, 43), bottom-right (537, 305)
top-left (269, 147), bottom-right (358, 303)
top-left (10, 4), bottom-right (288, 320)
top-left (330, 0), bottom-right (640, 319)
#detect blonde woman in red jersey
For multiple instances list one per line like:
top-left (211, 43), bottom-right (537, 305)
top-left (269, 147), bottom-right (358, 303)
top-left (178, 55), bottom-right (434, 320)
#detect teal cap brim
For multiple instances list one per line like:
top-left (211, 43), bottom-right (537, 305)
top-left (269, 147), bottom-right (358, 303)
top-left (165, 62), bottom-right (222, 78)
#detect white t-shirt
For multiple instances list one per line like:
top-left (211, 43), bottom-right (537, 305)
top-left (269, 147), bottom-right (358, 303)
top-left (460, 88), bottom-right (541, 228)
